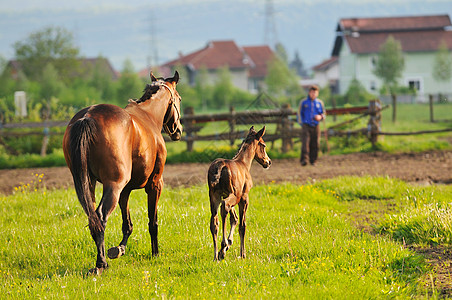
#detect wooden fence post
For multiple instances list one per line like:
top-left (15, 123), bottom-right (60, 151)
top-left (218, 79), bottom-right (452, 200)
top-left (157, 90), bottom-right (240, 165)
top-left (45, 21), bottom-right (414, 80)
top-left (391, 94), bottom-right (397, 123)
top-left (368, 99), bottom-right (381, 147)
top-left (429, 94), bottom-right (435, 123)
top-left (281, 103), bottom-right (293, 153)
top-left (228, 106), bottom-right (236, 146)
top-left (331, 97), bottom-right (337, 122)
top-left (184, 107), bottom-right (195, 151)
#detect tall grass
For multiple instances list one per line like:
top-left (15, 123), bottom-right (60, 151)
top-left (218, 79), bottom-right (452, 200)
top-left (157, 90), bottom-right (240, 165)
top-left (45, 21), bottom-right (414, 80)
top-left (2, 176), bottom-right (448, 298)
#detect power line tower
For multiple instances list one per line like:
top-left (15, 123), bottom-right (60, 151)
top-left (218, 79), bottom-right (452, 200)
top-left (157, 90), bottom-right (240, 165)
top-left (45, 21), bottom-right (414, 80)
top-left (264, 0), bottom-right (278, 49)
top-left (147, 10), bottom-right (159, 69)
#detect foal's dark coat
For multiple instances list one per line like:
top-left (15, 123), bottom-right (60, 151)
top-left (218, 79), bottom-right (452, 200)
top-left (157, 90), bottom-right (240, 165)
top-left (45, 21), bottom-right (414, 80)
top-left (208, 126), bottom-right (271, 260)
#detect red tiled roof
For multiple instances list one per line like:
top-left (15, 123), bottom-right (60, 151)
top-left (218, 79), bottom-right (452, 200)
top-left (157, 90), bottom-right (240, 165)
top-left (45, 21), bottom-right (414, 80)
top-left (345, 30), bottom-right (452, 54)
top-left (242, 45), bottom-right (275, 78)
top-left (313, 56), bottom-right (338, 71)
top-left (339, 15), bottom-right (451, 32)
top-left (163, 40), bottom-right (248, 70)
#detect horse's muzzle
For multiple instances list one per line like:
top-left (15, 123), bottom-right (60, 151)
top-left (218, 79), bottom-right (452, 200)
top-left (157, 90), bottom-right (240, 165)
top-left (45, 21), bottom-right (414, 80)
top-left (170, 129), bottom-right (182, 141)
top-left (263, 159), bottom-right (272, 169)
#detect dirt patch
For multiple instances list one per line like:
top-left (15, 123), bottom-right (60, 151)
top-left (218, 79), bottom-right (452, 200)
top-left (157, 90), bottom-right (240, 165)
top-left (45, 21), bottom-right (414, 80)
top-left (1, 150), bottom-right (451, 196)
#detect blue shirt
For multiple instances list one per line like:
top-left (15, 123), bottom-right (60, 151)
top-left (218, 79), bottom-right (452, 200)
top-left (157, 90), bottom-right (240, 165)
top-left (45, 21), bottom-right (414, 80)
top-left (298, 97), bottom-right (324, 127)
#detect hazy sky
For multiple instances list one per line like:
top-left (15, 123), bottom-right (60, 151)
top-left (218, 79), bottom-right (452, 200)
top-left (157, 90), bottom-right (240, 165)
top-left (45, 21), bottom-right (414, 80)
top-left (1, 0), bottom-right (451, 72)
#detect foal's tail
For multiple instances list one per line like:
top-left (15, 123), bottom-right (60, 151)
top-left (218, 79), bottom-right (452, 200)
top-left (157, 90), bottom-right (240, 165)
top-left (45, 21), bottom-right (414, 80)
top-left (69, 117), bottom-right (103, 234)
top-left (208, 159), bottom-right (232, 192)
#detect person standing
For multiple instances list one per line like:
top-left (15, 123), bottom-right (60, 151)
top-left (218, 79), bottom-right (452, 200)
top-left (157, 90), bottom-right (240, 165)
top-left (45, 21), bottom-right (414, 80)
top-left (297, 85), bottom-right (325, 166)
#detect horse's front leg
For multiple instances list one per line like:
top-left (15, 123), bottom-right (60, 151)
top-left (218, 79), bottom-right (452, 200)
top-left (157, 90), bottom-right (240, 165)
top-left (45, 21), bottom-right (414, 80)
top-left (146, 178), bottom-right (163, 256)
top-left (107, 188), bottom-right (132, 260)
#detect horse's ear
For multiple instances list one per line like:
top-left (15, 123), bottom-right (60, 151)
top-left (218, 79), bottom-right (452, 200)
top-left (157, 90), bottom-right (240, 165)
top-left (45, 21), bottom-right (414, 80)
top-left (249, 126), bottom-right (255, 133)
top-left (256, 126), bottom-right (266, 139)
top-left (150, 71), bottom-right (158, 82)
top-left (173, 71), bottom-right (179, 84)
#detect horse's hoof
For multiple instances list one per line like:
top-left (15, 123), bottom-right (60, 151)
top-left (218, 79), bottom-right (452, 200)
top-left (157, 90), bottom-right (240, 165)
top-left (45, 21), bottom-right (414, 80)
top-left (107, 246), bottom-right (125, 259)
top-left (88, 267), bottom-right (104, 276)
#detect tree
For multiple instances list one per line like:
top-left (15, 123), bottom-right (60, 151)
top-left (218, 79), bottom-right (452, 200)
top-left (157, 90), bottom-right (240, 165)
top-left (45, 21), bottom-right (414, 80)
top-left (265, 57), bottom-right (304, 103)
top-left (212, 66), bottom-right (234, 109)
top-left (432, 40), bottom-right (452, 84)
top-left (373, 36), bottom-right (405, 93)
top-left (115, 59), bottom-right (143, 104)
top-left (13, 26), bottom-right (80, 83)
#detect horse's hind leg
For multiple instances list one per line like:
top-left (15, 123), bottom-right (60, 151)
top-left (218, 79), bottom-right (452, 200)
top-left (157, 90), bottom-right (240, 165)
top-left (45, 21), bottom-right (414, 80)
top-left (219, 194), bottom-right (236, 260)
top-left (209, 190), bottom-right (221, 261)
top-left (107, 188), bottom-right (132, 259)
top-left (227, 208), bottom-right (238, 247)
top-left (238, 195), bottom-right (249, 259)
top-left (90, 183), bottom-right (124, 274)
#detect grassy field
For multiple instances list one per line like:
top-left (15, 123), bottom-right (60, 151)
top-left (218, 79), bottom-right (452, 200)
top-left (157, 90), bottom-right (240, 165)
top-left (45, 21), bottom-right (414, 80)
top-left (1, 176), bottom-right (452, 298)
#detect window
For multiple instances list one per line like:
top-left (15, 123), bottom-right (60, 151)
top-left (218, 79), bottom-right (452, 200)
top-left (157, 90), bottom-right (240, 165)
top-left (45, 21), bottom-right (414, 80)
top-left (370, 81), bottom-right (376, 91)
top-left (370, 56), bottom-right (377, 69)
top-left (406, 78), bottom-right (423, 93)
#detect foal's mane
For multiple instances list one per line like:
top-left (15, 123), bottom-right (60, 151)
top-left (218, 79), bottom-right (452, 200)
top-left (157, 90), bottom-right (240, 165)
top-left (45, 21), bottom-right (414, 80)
top-left (232, 130), bottom-right (257, 159)
top-left (133, 78), bottom-right (166, 104)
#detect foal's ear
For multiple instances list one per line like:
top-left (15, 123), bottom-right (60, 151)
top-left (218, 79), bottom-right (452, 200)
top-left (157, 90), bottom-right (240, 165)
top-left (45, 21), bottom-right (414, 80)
top-left (150, 71), bottom-right (158, 82)
top-left (256, 126), bottom-right (266, 139)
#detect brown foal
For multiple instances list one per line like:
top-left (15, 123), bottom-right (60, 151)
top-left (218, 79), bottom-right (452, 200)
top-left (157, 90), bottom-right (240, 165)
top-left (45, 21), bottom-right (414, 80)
top-left (207, 126), bottom-right (271, 261)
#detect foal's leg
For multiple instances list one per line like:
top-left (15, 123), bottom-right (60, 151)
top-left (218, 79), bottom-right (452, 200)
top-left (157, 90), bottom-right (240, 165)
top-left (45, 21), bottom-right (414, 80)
top-left (227, 208), bottom-right (238, 247)
top-left (107, 188), bottom-right (132, 259)
top-left (238, 195), bottom-right (249, 259)
top-left (209, 189), bottom-right (221, 261)
top-left (219, 194), bottom-right (236, 260)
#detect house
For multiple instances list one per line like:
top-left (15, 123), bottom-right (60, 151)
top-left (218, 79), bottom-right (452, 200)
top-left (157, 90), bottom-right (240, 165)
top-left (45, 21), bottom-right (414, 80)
top-left (5, 57), bottom-right (118, 81)
top-left (332, 14), bottom-right (452, 100)
top-left (159, 40), bottom-right (275, 94)
top-left (310, 56), bottom-right (339, 93)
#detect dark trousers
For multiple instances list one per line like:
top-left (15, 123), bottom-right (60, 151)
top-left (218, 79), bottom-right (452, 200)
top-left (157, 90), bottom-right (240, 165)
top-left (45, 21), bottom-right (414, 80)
top-left (301, 124), bottom-right (320, 164)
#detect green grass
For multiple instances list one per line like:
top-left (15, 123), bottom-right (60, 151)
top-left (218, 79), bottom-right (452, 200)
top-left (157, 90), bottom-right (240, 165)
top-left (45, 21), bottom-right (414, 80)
top-left (3, 176), bottom-right (452, 298)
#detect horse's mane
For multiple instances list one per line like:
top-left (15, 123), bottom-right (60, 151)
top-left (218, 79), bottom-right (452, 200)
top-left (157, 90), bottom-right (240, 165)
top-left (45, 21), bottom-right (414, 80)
top-left (232, 130), bottom-right (257, 159)
top-left (133, 80), bottom-right (165, 104)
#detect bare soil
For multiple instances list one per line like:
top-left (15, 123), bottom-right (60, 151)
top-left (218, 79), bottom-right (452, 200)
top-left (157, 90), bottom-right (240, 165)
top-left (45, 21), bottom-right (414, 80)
top-left (1, 150), bottom-right (451, 294)
top-left (1, 150), bottom-right (450, 196)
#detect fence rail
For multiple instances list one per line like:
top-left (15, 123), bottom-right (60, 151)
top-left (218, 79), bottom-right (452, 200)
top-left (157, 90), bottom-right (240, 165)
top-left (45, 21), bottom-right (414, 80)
top-left (1, 99), bottom-right (451, 156)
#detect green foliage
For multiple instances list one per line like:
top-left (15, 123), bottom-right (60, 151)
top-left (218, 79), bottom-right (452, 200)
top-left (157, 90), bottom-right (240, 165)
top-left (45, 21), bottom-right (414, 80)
top-left (13, 26), bottom-right (80, 84)
top-left (115, 59), bottom-right (144, 104)
top-left (0, 178), bottom-right (433, 298)
top-left (265, 57), bottom-right (304, 102)
top-left (373, 36), bottom-right (405, 92)
top-left (432, 40), bottom-right (452, 83)
top-left (338, 78), bottom-right (375, 106)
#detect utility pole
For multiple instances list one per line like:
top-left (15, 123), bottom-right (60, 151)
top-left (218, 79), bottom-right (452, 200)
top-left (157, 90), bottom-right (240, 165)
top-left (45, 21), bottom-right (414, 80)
top-left (264, 0), bottom-right (278, 49)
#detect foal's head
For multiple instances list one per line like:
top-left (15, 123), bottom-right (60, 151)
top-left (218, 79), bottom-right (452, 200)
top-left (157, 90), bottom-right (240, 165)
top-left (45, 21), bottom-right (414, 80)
top-left (244, 126), bottom-right (271, 169)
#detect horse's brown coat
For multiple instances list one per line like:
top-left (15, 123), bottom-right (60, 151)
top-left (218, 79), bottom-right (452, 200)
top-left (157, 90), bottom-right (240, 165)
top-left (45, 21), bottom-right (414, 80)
top-left (63, 72), bottom-right (182, 274)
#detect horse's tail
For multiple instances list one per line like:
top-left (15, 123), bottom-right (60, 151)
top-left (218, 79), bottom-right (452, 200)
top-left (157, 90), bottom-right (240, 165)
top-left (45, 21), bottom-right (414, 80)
top-left (69, 117), bottom-right (103, 234)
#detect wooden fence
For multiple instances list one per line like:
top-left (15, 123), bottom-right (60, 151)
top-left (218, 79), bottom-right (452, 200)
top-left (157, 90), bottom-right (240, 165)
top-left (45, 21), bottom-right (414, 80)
top-left (1, 99), bottom-right (451, 156)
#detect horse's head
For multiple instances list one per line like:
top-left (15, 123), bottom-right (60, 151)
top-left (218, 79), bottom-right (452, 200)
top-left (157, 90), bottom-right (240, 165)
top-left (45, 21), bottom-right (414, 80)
top-left (151, 71), bottom-right (183, 141)
top-left (248, 126), bottom-right (271, 169)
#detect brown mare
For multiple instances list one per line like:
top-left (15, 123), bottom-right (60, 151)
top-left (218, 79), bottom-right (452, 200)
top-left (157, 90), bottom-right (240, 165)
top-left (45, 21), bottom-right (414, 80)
top-left (208, 126), bottom-right (271, 261)
top-left (62, 71), bottom-right (182, 274)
